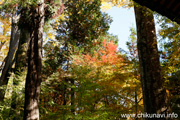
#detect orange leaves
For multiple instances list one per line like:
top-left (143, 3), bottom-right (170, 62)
top-left (77, 39), bottom-right (122, 67)
top-left (72, 40), bottom-right (126, 83)
top-left (166, 89), bottom-right (170, 97)
top-left (70, 38), bottom-right (144, 115)
top-left (98, 40), bottom-right (120, 65)
top-left (104, 43), bottom-right (121, 64)
top-left (72, 39), bottom-right (127, 89)
top-left (103, 40), bottom-right (117, 54)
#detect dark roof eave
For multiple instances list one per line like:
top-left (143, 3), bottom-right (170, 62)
top-left (133, 0), bottom-right (180, 24)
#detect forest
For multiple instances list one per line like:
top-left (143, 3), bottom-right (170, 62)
top-left (0, 0), bottom-right (179, 120)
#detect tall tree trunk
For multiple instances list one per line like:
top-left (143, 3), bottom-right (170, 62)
top-left (23, 1), bottom-right (45, 119)
top-left (14, 27), bottom-right (30, 72)
top-left (71, 78), bottom-right (75, 114)
top-left (134, 4), bottom-right (171, 117)
top-left (135, 87), bottom-right (138, 120)
top-left (10, 18), bottom-right (30, 119)
top-left (0, 15), bottom-right (20, 101)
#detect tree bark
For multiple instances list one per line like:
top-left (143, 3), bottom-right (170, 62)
top-left (23, 1), bottom-right (45, 120)
top-left (71, 78), bottom-right (75, 114)
top-left (0, 15), bottom-right (20, 101)
top-left (10, 17), bottom-right (31, 119)
top-left (134, 4), bottom-right (171, 117)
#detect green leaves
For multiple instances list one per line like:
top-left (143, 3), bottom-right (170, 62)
top-left (55, 0), bottom-right (112, 46)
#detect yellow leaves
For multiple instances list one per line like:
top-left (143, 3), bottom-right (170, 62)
top-left (1, 46), bottom-right (9, 53)
top-left (159, 31), bottom-right (164, 36)
top-left (0, 0), bottom-right (5, 5)
top-left (138, 92), bottom-right (143, 105)
top-left (0, 35), bottom-right (6, 42)
top-left (58, 12), bottom-right (66, 20)
top-left (101, 2), bottom-right (112, 11)
top-left (47, 33), bottom-right (55, 40)
top-left (43, 22), bottom-right (58, 46)
top-left (0, 24), bottom-right (3, 28)
top-left (100, 0), bottom-right (131, 11)
top-left (0, 16), bottom-right (11, 63)
top-left (0, 35), bottom-right (10, 42)
top-left (0, 44), bottom-right (9, 61)
top-left (0, 56), bottom-right (4, 61)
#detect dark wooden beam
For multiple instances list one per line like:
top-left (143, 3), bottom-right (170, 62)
top-left (133, 0), bottom-right (180, 24)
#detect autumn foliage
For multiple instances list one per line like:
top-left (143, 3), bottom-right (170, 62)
top-left (74, 40), bottom-right (123, 66)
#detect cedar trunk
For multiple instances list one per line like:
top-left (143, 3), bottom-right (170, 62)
top-left (134, 4), bottom-right (170, 117)
top-left (0, 15), bottom-right (20, 101)
top-left (10, 18), bottom-right (31, 119)
top-left (23, 1), bottom-right (45, 120)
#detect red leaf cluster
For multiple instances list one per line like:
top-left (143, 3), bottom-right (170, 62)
top-left (73, 40), bottom-right (124, 66)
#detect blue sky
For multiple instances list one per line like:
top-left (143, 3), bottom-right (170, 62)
top-left (105, 7), bottom-right (136, 51)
